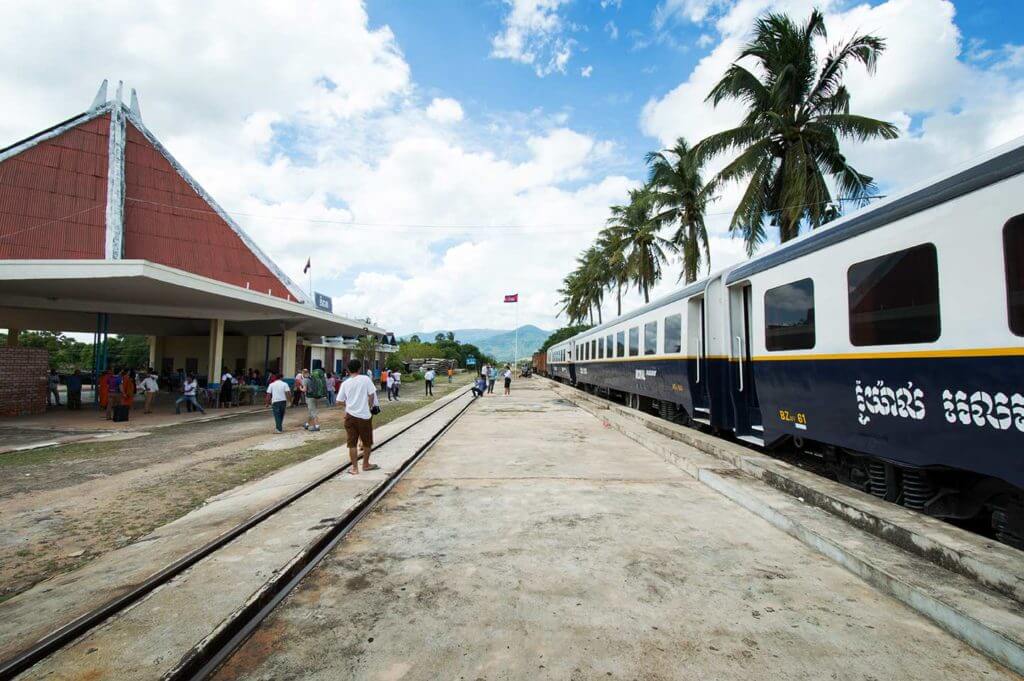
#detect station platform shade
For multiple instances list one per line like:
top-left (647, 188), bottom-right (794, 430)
top-left (0, 259), bottom-right (381, 338)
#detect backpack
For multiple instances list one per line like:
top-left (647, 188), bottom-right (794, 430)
top-left (307, 369), bottom-right (327, 399)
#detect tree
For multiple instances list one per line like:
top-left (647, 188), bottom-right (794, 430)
top-left (538, 325), bottom-right (593, 353)
top-left (446, 331), bottom-right (455, 342)
top-left (596, 221), bottom-right (629, 316)
top-left (408, 334), bottom-right (421, 343)
top-left (557, 269), bottom-right (589, 326)
top-left (355, 334), bottom-right (379, 369)
top-left (699, 9), bottom-right (898, 254)
top-left (646, 137), bottom-right (712, 284)
top-left (606, 188), bottom-right (675, 303)
top-left (434, 333), bottom-right (446, 343)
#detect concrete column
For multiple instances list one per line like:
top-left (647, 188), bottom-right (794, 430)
top-left (6, 328), bottom-right (20, 347)
top-left (281, 329), bottom-right (298, 378)
top-left (147, 335), bottom-right (158, 369)
top-left (207, 319), bottom-right (225, 385)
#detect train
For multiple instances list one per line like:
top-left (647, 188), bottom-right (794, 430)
top-left (542, 137), bottom-right (1024, 548)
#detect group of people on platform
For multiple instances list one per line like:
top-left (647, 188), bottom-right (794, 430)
top-left (471, 363), bottom-right (513, 397)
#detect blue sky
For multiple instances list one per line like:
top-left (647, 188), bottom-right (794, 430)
top-left (2, 0), bottom-right (1023, 333)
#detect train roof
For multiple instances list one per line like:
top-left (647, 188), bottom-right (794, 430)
top-left (557, 134), bottom-right (1024, 348)
top-left (725, 134), bottom-right (1024, 284)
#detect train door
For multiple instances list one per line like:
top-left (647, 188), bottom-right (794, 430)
top-left (728, 282), bottom-right (763, 444)
top-left (687, 295), bottom-right (711, 424)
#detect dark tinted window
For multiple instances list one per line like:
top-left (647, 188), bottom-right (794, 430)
top-left (598, 337), bottom-right (604, 359)
top-left (848, 244), bottom-right (940, 346)
top-left (765, 279), bottom-right (815, 351)
top-left (644, 321), bottom-right (657, 355)
top-left (606, 335), bottom-right (614, 358)
top-left (591, 339), bottom-right (597, 359)
top-left (628, 327), bottom-right (639, 356)
top-left (663, 314), bottom-right (682, 353)
top-left (616, 331), bottom-right (625, 356)
top-left (1005, 215), bottom-right (1024, 336)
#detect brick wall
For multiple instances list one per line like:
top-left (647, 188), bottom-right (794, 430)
top-left (0, 347), bottom-right (48, 416)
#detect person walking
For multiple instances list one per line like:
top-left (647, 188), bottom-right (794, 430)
top-left (292, 369), bottom-right (304, 407)
top-left (385, 370), bottom-right (395, 401)
top-left (265, 373), bottom-right (291, 433)
top-left (120, 369), bottom-right (136, 412)
top-left (337, 359), bottom-right (380, 475)
top-left (487, 365), bottom-right (497, 394)
top-left (503, 364), bottom-right (513, 396)
top-left (303, 368), bottom-right (326, 432)
top-left (175, 373), bottom-right (206, 414)
top-left (105, 368), bottom-right (122, 420)
top-left (47, 369), bottom-right (61, 407)
top-left (391, 369), bottom-right (401, 400)
top-left (140, 370), bottom-right (159, 413)
top-left (424, 367), bottom-right (435, 396)
top-left (220, 368), bottom-right (234, 408)
top-left (380, 368), bottom-right (389, 394)
top-left (447, 366), bottom-right (453, 383)
top-left (325, 372), bottom-right (337, 407)
top-left (66, 369), bottom-right (83, 410)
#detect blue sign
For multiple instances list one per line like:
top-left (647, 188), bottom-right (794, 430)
top-left (465, 356), bottom-right (477, 366)
top-left (314, 292), bottom-right (333, 312)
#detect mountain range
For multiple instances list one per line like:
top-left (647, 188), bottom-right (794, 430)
top-left (400, 326), bottom-right (551, 361)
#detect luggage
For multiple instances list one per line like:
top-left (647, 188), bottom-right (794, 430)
top-left (113, 405), bottom-right (130, 422)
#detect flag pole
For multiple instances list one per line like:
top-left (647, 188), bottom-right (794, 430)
top-left (514, 298), bottom-right (519, 374)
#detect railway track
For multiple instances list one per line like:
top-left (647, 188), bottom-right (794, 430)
top-left (0, 388), bottom-right (475, 681)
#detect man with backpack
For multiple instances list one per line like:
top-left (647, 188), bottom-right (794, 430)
top-left (303, 367), bottom-right (327, 432)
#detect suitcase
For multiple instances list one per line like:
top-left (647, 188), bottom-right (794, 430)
top-left (112, 405), bottom-right (130, 422)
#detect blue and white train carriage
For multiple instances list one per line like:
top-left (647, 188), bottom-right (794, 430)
top-left (547, 137), bottom-right (1024, 547)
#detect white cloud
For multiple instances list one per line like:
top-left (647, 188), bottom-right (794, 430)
top-left (605, 20), bottom-right (619, 40)
top-left (641, 0), bottom-right (1024, 257)
top-left (425, 97), bottom-right (464, 124)
top-left (601, 0), bottom-right (622, 9)
top-left (581, 65), bottom-right (593, 78)
top-left (653, 0), bottom-right (726, 28)
top-left (490, 0), bottom-right (575, 77)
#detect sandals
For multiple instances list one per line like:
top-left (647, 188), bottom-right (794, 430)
top-left (363, 464), bottom-right (381, 471)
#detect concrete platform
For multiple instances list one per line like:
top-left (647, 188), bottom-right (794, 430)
top-left (0, 386), bottom-right (471, 672)
top-left (212, 379), bottom-right (1018, 680)
top-left (549, 379), bottom-right (1024, 675)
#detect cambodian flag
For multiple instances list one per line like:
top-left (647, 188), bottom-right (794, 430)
top-left (504, 293), bottom-right (518, 303)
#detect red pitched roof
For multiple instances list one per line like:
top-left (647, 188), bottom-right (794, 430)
top-left (0, 114), bottom-right (109, 259)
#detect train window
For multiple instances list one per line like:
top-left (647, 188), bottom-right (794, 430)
top-left (663, 314), bottom-right (682, 353)
top-left (644, 321), bottom-right (657, 355)
top-left (598, 337), bottom-right (604, 359)
top-left (628, 327), bottom-right (639, 356)
top-left (616, 331), bottom-right (625, 356)
top-left (606, 334), bottom-right (614, 358)
top-left (591, 339), bottom-right (597, 359)
top-left (765, 278), bottom-right (816, 351)
top-left (1005, 215), bottom-right (1024, 336)
top-left (848, 243), bottom-right (940, 346)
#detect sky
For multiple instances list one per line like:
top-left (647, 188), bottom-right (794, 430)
top-left (1, 0), bottom-right (1023, 334)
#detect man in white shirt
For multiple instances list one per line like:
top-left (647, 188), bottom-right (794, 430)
top-left (265, 373), bottom-right (292, 433)
top-left (175, 374), bottom-right (206, 415)
top-left (391, 370), bottom-right (401, 400)
top-left (423, 367), bottom-right (435, 396)
top-left (337, 359), bottom-right (380, 474)
top-left (140, 370), bottom-right (160, 414)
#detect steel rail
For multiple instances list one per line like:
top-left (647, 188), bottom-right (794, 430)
top-left (172, 392), bottom-right (476, 680)
top-left (0, 387), bottom-right (473, 680)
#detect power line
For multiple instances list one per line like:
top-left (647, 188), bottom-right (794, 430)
top-left (0, 204), bottom-right (104, 243)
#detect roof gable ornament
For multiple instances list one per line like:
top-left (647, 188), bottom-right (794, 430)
top-left (90, 79), bottom-right (108, 110)
top-left (130, 88), bottom-right (141, 120)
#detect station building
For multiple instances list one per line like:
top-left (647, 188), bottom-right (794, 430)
top-left (0, 82), bottom-right (396, 415)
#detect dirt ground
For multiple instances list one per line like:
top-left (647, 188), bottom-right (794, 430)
top-left (0, 374), bottom-right (472, 600)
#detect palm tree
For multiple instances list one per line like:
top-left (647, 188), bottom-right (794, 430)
top-left (607, 188), bottom-right (676, 303)
top-left (557, 270), bottom-right (588, 325)
top-left (699, 9), bottom-right (899, 254)
top-left (577, 245), bottom-right (609, 324)
top-left (646, 137), bottom-right (711, 284)
top-left (596, 221), bottom-right (629, 315)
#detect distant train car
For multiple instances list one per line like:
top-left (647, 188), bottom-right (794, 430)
top-left (532, 351), bottom-right (547, 376)
top-left (548, 137), bottom-right (1024, 547)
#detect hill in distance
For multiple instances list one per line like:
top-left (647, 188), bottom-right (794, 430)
top-left (400, 326), bottom-right (551, 361)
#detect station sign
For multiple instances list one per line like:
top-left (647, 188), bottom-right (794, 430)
top-left (466, 356), bottom-right (477, 366)
top-left (314, 292), bottom-right (333, 312)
